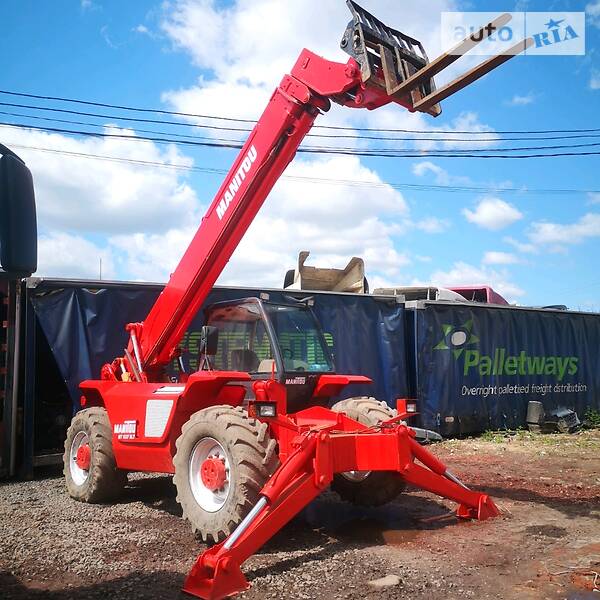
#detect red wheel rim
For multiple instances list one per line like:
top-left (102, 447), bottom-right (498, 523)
top-left (200, 457), bottom-right (227, 491)
top-left (75, 443), bottom-right (91, 470)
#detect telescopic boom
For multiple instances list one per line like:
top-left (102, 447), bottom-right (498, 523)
top-left (104, 2), bottom-right (531, 383)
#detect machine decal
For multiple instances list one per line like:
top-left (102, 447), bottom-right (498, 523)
top-left (285, 377), bottom-right (306, 385)
top-left (144, 399), bottom-right (174, 438)
top-left (216, 145), bottom-right (258, 220)
top-left (153, 385), bottom-right (185, 394)
top-left (113, 420), bottom-right (137, 440)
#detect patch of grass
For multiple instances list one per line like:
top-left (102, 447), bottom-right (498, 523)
top-left (515, 427), bottom-right (531, 440)
top-left (583, 408), bottom-right (600, 429)
top-left (479, 427), bottom-right (535, 444)
top-left (481, 430), bottom-right (497, 442)
top-left (480, 430), bottom-right (511, 443)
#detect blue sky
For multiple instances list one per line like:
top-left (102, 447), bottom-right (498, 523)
top-left (0, 0), bottom-right (599, 309)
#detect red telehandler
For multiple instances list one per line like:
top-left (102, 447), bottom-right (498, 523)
top-left (63, 3), bottom-right (531, 598)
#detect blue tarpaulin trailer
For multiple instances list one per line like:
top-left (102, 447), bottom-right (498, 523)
top-left (1, 277), bottom-right (599, 478)
top-left (405, 300), bottom-right (600, 436)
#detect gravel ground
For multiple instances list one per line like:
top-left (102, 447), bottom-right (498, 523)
top-left (1, 430), bottom-right (599, 599)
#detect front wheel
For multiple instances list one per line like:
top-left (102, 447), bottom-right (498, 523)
top-left (63, 407), bottom-right (127, 503)
top-left (330, 397), bottom-right (406, 506)
top-left (173, 405), bottom-right (278, 543)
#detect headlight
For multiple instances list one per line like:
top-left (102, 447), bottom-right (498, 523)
top-left (256, 403), bottom-right (277, 418)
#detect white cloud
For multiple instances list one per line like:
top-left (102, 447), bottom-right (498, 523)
top-left (0, 125), bottom-right (203, 280)
top-left (413, 217), bottom-right (450, 234)
top-left (1, 126), bottom-right (199, 235)
top-left (415, 255), bottom-right (432, 263)
top-left (412, 161), bottom-right (446, 182)
top-left (463, 197), bottom-right (523, 230)
top-left (24, 0), bottom-right (515, 291)
top-left (133, 22), bottom-right (161, 40)
top-left (100, 25), bottom-right (120, 50)
top-left (110, 228), bottom-right (195, 282)
top-left (588, 192), bottom-right (600, 204)
top-left (80, 0), bottom-right (98, 11)
top-left (38, 233), bottom-right (114, 279)
top-left (428, 261), bottom-right (524, 301)
top-left (365, 109), bottom-right (499, 152)
top-left (434, 112), bottom-right (499, 150)
top-left (159, 0), bottom-right (498, 152)
top-left (507, 93), bottom-right (536, 106)
top-left (587, 1), bottom-right (600, 28)
top-left (161, 0), bottom-right (457, 86)
top-left (504, 236), bottom-right (538, 254)
top-left (482, 251), bottom-right (519, 265)
top-left (110, 155), bottom-right (413, 287)
top-left (411, 161), bottom-right (472, 185)
top-left (232, 155), bottom-right (412, 286)
top-left (528, 213), bottom-right (600, 248)
top-left (584, 2), bottom-right (600, 90)
top-left (162, 78), bottom-right (271, 124)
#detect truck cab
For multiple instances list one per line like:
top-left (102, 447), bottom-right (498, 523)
top-left (203, 297), bottom-right (335, 413)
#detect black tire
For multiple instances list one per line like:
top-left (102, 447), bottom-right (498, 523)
top-left (173, 405), bottom-right (278, 543)
top-left (63, 407), bottom-right (127, 503)
top-left (330, 397), bottom-right (406, 506)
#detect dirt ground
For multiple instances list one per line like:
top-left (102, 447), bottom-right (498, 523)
top-left (1, 430), bottom-right (599, 600)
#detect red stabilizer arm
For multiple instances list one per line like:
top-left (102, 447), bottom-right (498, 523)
top-left (183, 434), bottom-right (326, 599)
top-left (404, 436), bottom-right (500, 520)
top-left (183, 415), bottom-right (499, 599)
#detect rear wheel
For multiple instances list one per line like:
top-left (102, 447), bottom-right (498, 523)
top-left (173, 405), bottom-right (278, 543)
top-left (330, 397), bottom-right (406, 506)
top-left (63, 407), bottom-right (127, 502)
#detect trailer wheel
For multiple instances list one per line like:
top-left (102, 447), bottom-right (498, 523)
top-left (173, 405), bottom-right (278, 544)
top-left (63, 407), bottom-right (127, 503)
top-left (330, 397), bottom-right (406, 506)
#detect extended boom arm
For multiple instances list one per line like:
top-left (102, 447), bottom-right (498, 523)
top-left (105, 3), bottom-right (530, 382)
top-left (129, 51), bottom-right (389, 379)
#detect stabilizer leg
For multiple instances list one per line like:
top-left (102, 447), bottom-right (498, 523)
top-left (184, 551), bottom-right (248, 600)
top-left (401, 435), bottom-right (500, 520)
top-left (457, 494), bottom-right (500, 521)
top-left (184, 434), bottom-right (327, 599)
top-left (183, 423), bottom-right (500, 599)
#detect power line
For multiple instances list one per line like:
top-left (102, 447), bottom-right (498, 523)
top-left (0, 121), bottom-right (243, 150)
top-left (0, 110), bottom-right (247, 146)
top-left (2, 88), bottom-right (600, 135)
top-left (0, 89), bottom-right (257, 124)
top-left (7, 112), bottom-right (600, 154)
top-left (0, 101), bottom-right (253, 134)
top-left (4, 103), bottom-right (600, 144)
top-left (4, 121), bottom-right (600, 159)
top-left (10, 142), bottom-right (600, 195)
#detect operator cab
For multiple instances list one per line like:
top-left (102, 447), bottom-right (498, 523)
top-left (201, 297), bottom-right (335, 413)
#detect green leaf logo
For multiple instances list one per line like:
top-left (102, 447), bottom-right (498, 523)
top-left (433, 320), bottom-right (479, 358)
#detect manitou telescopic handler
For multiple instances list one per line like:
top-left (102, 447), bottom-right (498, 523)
top-left (64, 3), bottom-right (531, 598)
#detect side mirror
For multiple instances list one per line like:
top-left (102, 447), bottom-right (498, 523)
top-left (200, 326), bottom-right (219, 356)
top-left (0, 150), bottom-right (37, 277)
